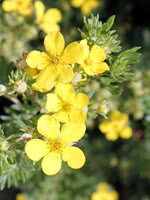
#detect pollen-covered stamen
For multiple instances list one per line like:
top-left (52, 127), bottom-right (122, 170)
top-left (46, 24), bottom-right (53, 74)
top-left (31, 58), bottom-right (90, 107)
top-left (85, 58), bottom-right (93, 65)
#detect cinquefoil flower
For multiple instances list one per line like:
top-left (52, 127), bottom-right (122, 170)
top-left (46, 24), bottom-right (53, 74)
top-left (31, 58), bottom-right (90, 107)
top-left (2, 0), bottom-right (33, 16)
top-left (25, 115), bottom-right (86, 175)
top-left (26, 31), bottom-right (84, 92)
top-left (79, 40), bottom-right (109, 75)
top-left (46, 83), bottom-right (89, 123)
top-left (35, 1), bottom-right (62, 33)
top-left (71, 0), bottom-right (99, 16)
top-left (99, 110), bottom-right (132, 141)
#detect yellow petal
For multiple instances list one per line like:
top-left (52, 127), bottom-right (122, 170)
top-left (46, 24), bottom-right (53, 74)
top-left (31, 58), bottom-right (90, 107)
top-left (26, 51), bottom-right (50, 70)
top-left (37, 115), bottom-right (60, 139)
top-left (56, 64), bottom-right (74, 84)
top-left (81, 0), bottom-right (99, 16)
top-left (25, 139), bottom-right (49, 161)
top-left (44, 32), bottom-right (65, 57)
top-left (2, 1), bottom-right (17, 12)
top-left (35, 1), bottom-right (45, 22)
top-left (41, 152), bottom-right (62, 175)
top-left (42, 23), bottom-right (60, 33)
top-left (72, 93), bottom-right (88, 109)
top-left (34, 66), bottom-right (56, 92)
top-left (46, 93), bottom-right (62, 112)
top-left (106, 131), bottom-right (119, 141)
top-left (79, 39), bottom-right (89, 62)
top-left (99, 121), bottom-right (113, 134)
top-left (83, 64), bottom-right (95, 75)
top-left (61, 122), bottom-right (86, 143)
top-left (62, 146), bottom-right (85, 169)
top-left (44, 8), bottom-right (62, 23)
top-left (52, 111), bottom-right (69, 123)
top-left (91, 62), bottom-right (109, 75)
top-left (69, 110), bottom-right (86, 123)
top-left (55, 83), bottom-right (75, 103)
top-left (61, 42), bottom-right (84, 64)
top-left (71, 0), bottom-right (84, 7)
top-left (110, 110), bottom-right (121, 120)
top-left (120, 127), bottom-right (132, 139)
top-left (90, 45), bottom-right (106, 62)
top-left (27, 68), bottom-right (40, 78)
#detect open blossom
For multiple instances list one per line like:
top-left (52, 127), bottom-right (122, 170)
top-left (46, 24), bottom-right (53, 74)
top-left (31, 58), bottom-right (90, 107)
top-left (91, 182), bottom-right (119, 200)
top-left (35, 1), bottom-right (62, 33)
top-left (99, 110), bottom-right (132, 141)
top-left (25, 115), bottom-right (86, 175)
top-left (79, 40), bottom-right (109, 75)
top-left (71, 0), bottom-right (99, 16)
top-left (26, 31), bottom-right (84, 92)
top-left (2, 0), bottom-right (33, 16)
top-left (46, 83), bottom-right (89, 123)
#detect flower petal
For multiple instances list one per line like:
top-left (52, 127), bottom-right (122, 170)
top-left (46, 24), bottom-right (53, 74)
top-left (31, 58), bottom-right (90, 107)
top-left (55, 83), bottom-right (75, 103)
top-left (69, 110), bottom-right (86, 123)
top-left (25, 139), bottom-right (49, 161)
top-left (62, 146), bottom-right (86, 169)
top-left (43, 8), bottom-right (62, 24)
top-left (41, 152), bottom-right (62, 175)
top-left (120, 127), bottom-right (132, 139)
top-left (61, 42), bottom-right (84, 64)
top-left (72, 93), bottom-right (88, 109)
top-left (90, 45), bottom-right (106, 63)
top-left (52, 111), bottom-right (69, 123)
top-left (35, 1), bottom-right (45, 22)
top-left (80, 39), bottom-right (89, 62)
top-left (91, 62), bottom-right (109, 75)
top-left (46, 93), bottom-right (62, 112)
top-left (42, 23), bottom-right (60, 33)
top-left (61, 122), bottom-right (86, 143)
top-left (71, 0), bottom-right (84, 7)
top-left (56, 64), bottom-right (74, 84)
top-left (26, 51), bottom-right (50, 70)
top-left (33, 66), bottom-right (56, 92)
top-left (2, 1), bottom-right (17, 12)
top-left (37, 115), bottom-right (60, 139)
top-left (99, 121), bottom-right (113, 134)
top-left (44, 32), bottom-right (65, 57)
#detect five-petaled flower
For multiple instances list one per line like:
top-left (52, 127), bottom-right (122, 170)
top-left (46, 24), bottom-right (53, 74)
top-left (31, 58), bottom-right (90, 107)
top-left (26, 31), bottom-right (84, 92)
top-left (2, 0), bottom-right (33, 16)
top-left (79, 39), bottom-right (109, 75)
top-left (25, 115), bottom-right (86, 175)
top-left (71, 0), bottom-right (99, 16)
top-left (99, 110), bottom-right (132, 141)
top-left (46, 83), bottom-right (89, 123)
top-left (35, 1), bottom-right (62, 33)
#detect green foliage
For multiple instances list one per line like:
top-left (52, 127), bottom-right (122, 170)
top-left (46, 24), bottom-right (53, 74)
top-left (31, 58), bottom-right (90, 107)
top-left (79, 15), bottom-right (121, 53)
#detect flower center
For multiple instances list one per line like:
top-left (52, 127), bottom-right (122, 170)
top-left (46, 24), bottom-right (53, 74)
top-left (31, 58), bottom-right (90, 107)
top-left (62, 102), bottom-right (73, 112)
top-left (51, 56), bottom-right (60, 65)
top-left (85, 58), bottom-right (93, 65)
top-left (47, 139), bottom-right (65, 153)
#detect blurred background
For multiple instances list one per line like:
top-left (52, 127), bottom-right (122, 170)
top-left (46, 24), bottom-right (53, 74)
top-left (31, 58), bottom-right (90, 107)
top-left (0, 0), bottom-right (150, 200)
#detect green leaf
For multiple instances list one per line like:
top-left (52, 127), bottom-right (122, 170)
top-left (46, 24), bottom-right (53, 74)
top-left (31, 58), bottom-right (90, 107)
top-left (105, 84), bottom-right (123, 95)
top-left (101, 15), bottom-right (116, 33)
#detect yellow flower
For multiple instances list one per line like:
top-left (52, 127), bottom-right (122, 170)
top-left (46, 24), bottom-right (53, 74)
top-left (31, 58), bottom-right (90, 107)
top-left (91, 182), bottom-right (119, 200)
top-left (46, 83), bottom-right (88, 123)
top-left (26, 31), bottom-right (84, 92)
top-left (99, 110), bottom-right (132, 140)
top-left (25, 115), bottom-right (86, 175)
top-left (16, 193), bottom-right (27, 200)
top-left (71, 0), bottom-right (99, 16)
top-left (35, 1), bottom-right (62, 33)
top-left (2, 0), bottom-right (33, 16)
top-left (79, 40), bottom-right (109, 75)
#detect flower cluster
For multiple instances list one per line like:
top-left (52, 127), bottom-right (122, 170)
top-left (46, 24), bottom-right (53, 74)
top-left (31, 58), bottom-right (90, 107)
top-left (99, 110), bottom-right (132, 141)
top-left (91, 182), bottom-right (119, 200)
top-left (24, 29), bottom-right (109, 175)
top-left (71, 0), bottom-right (99, 16)
top-left (35, 1), bottom-right (62, 33)
top-left (2, 0), bottom-right (33, 16)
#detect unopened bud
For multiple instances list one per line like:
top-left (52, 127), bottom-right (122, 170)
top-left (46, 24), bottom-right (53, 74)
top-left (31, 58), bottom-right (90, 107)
top-left (16, 80), bottom-right (27, 93)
